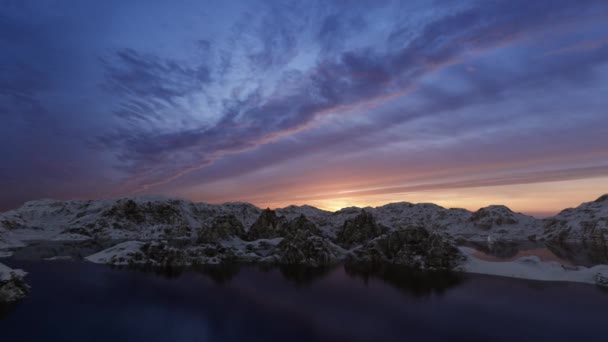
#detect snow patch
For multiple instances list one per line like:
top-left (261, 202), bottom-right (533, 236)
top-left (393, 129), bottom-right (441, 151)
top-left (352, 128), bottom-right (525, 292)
top-left (457, 247), bottom-right (608, 286)
top-left (85, 241), bottom-right (145, 265)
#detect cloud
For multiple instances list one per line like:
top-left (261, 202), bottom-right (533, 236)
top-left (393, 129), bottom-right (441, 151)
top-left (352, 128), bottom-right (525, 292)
top-left (295, 164), bottom-right (608, 201)
top-left (97, 0), bottom-right (608, 194)
top-left (540, 36), bottom-right (608, 57)
top-left (1, 0), bottom-right (607, 210)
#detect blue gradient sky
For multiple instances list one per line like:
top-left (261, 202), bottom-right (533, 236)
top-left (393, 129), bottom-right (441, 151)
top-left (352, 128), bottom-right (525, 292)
top-left (1, 0), bottom-right (608, 215)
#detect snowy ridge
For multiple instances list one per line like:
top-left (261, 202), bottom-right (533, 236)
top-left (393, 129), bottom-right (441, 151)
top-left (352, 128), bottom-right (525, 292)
top-left (1, 194), bottom-right (608, 288)
top-left (543, 195), bottom-right (608, 244)
top-left (0, 194), bottom-right (607, 252)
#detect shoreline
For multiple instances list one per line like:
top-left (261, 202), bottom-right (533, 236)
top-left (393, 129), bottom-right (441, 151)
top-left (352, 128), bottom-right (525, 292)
top-left (457, 246), bottom-right (608, 287)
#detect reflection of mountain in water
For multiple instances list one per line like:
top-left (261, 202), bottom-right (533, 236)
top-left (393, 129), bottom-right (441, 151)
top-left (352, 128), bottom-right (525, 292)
top-left (463, 239), bottom-right (608, 267)
top-left (196, 264), bottom-right (243, 284)
top-left (343, 263), bottom-right (464, 297)
top-left (110, 262), bottom-right (463, 296)
top-left (0, 302), bottom-right (17, 319)
top-left (275, 264), bottom-right (334, 286)
top-left (546, 242), bottom-right (608, 267)
top-left (116, 263), bottom-right (187, 279)
top-left (466, 240), bottom-right (521, 259)
top-left (117, 263), bottom-right (244, 283)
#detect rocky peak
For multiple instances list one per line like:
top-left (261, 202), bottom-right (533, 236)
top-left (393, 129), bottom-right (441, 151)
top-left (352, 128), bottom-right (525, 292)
top-left (198, 214), bottom-right (245, 244)
top-left (336, 210), bottom-right (386, 248)
top-left (103, 199), bottom-right (187, 225)
top-left (470, 205), bottom-right (519, 230)
top-left (543, 196), bottom-right (608, 245)
top-left (247, 208), bottom-right (288, 240)
top-left (286, 214), bottom-right (322, 237)
top-left (354, 226), bottom-right (463, 270)
top-left (276, 228), bottom-right (340, 266)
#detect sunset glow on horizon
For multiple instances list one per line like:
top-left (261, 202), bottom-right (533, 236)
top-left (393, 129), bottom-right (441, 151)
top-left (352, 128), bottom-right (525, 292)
top-left (1, 0), bottom-right (607, 215)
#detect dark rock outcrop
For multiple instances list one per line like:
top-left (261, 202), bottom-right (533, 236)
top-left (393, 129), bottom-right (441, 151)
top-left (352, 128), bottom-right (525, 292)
top-left (336, 210), bottom-right (386, 248)
top-left (247, 209), bottom-right (288, 240)
top-left (285, 214), bottom-right (322, 236)
top-left (350, 227), bottom-right (463, 270)
top-left (103, 199), bottom-right (188, 226)
top-left (276, 229), bottom-right (339, 266)
top-left (198, 215), bottom-right (245, 244)
top-left (0, 266), bottom-right (29, 303)
top-left (134, 241), bottom-right (237, 267)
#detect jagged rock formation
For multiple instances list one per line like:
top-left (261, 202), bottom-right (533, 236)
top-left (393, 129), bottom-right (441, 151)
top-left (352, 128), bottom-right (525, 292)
top-left (285, 214), bottom-right (322, 236)
top-left (0, 263), bottom-right (28, 302)
top-left (275, 230), bottom-right (341, 267)
top-left (246, 208), bottom-right (288, 240)
top-left (349, 227), bottom-right (463, 269)
top-left (85, 213), bottom-right (462, 271)
top-left (336, 210), bottom-right (386, 248)
top-left (0, 195), bottom-right (552, 250)
top-left (3, 193), bottom-right (608, 270)
top-left (198, 215), bottom-right (245, 244)
top-left (274, 216), bottom-right (340, 266)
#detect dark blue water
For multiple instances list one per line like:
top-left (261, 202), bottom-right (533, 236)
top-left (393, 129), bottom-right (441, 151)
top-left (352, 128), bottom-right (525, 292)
top-left (1, 260), bottom-right (607, 342)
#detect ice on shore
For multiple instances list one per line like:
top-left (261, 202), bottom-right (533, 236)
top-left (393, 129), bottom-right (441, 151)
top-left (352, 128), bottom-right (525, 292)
top-left (457, 247), bottom-right (608, 286)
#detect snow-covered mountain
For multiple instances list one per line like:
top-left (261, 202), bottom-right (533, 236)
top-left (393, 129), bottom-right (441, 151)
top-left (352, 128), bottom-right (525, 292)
top-left (0, 196), bottom-right (262, 247)
top-left (544, 194), bottom-right (608, 245)
top-left (2, 194), bottom-right (608, 297)
top-left (1, 194), bottom-right (607, 260)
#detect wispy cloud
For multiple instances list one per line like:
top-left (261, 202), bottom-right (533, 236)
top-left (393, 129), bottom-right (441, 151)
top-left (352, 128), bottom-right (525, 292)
top-left (97, 0), bottom-right (608, 194)
top-left (1, 0), bottom-right (607, 211)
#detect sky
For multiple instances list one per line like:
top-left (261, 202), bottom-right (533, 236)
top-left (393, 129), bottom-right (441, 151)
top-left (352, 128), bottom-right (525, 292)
top-left (1, 0), bottom-right (608, 216)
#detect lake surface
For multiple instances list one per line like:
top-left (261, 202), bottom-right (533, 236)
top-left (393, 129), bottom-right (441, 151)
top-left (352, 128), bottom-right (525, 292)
top-left (1, 260), bottom-right (608, 342)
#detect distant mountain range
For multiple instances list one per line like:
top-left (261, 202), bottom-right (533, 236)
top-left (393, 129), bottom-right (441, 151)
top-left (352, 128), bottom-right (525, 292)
top-left (2, 194), bottom-right (608, 302)
top-left (2, 194), bottom-right (607, 249)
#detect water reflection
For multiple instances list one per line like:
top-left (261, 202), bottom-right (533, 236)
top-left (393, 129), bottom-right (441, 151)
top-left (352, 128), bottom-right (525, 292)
top-left (115, 262), bottom-right (463, 296)
top-left (546, 242), bottom-right (608, 266)
top-left (117, 263), bottom-right (244, 283)
top-left (465, 240), bottom-right (522, 259)
top-left (0, 302), bottom-right (17, 319)
top-left (2, 260), bottom-right (608, 341)
top-left (343, 263), bottom-right (464, 297)
top-left (462, 240), bottom-right (608, 266)
top-left (274, 265), bottom-right (334, 286)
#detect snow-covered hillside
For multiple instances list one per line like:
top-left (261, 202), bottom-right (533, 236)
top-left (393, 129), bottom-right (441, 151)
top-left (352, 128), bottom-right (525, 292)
top-left (1, 194), bottom-right (607, 255)
top-left (0, 196), bottom-right (262, 249)
top-left (544, 194), bottom-right (608, 244)
top-left (1, 194), bottom-right (608, 290)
